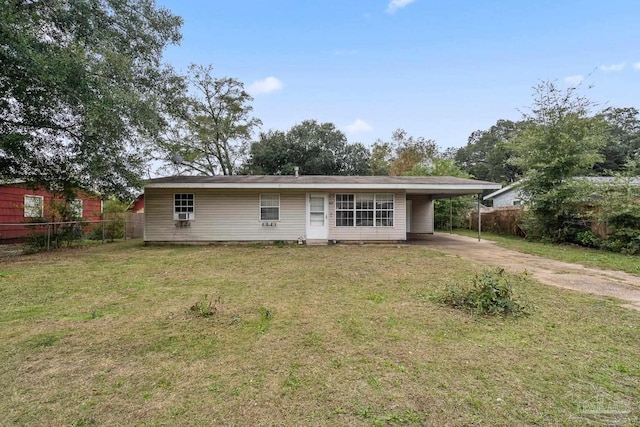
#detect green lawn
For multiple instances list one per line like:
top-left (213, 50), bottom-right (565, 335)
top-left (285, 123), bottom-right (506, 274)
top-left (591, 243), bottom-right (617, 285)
top-left (453, 229), bottom-right (640, 275)
top-left (1, 241), bottom-right (639, 426)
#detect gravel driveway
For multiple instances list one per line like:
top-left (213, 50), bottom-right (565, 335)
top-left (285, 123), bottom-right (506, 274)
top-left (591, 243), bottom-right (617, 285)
top-left (418, 233), bottom-right (640, 311)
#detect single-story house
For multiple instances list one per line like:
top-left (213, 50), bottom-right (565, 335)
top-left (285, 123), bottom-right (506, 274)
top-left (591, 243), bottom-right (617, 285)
top-left (483, 182), bottom-right (522, 207)
top-left (0, 181), bottom-right (102, 242)
top-left (484, 177), bottom-right (640, 207)
top-left (144, 175), bottom-right (501, 244)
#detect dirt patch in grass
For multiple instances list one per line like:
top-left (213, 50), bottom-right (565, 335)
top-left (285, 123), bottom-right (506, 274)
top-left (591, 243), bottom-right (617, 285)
top-left (0, 241), bottom-right (639, 425)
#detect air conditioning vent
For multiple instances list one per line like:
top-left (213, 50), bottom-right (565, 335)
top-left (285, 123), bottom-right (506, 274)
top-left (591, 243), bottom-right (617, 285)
top-left (174, 212), bottom-right (193, 221)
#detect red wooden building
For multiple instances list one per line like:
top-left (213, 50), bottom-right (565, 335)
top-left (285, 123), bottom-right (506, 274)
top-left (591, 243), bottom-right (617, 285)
top-left (127, 194), bottom-right (145, 213)
top-left (0, 182), bottom-right (102, 242)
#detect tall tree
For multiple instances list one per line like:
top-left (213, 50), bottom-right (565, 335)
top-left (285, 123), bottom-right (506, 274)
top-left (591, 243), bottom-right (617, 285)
top-left (246, 120), bottom-right (370, 175)
top-left (155, 64), bottom-right (261, 175)
top-left (1, 0), bottom-right (184, 198)
top-left (388, 129), bottom-right (437, 175)
top-left (368, 141), bottom-right (394, 176)
top-left (511, 81), bottom-right (607, 240)
top-left (592, 107), bottom-right (640, 174)
top-left (367, 129), bottom-right (437, 176)
top-left (454, 120), bottom-right (525, 183)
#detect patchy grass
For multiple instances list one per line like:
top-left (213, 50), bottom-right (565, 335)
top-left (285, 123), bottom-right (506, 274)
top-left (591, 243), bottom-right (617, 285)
top-left (454, 229), bottom-right (640, 275)
top-left (0, 241), bottom-right (639, 425)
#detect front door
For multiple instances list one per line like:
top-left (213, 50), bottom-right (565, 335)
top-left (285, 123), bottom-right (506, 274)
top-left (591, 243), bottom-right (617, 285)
top-left (306, 193), bottom-right (328, 240)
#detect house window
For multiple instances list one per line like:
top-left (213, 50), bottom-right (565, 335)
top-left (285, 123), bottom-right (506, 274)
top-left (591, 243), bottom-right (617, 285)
top-left (260, 193), bottom-right (280, 221)
top-left (24, 195), bottom-right (44, 218)
top-left (356, 194), bottom-right (374, 226)
top-left (335, 193), bottom-right (394, 227)
top-left (513, 200), bottom-right (521, 206)
top-left (376, 193), bottom-right (394, 226)
top-left (174, 193), bottom-right (194, 220)
top-left (335, 194), bottom-right (354, 226)
top-left (71, 199), bottom-right (83, 218)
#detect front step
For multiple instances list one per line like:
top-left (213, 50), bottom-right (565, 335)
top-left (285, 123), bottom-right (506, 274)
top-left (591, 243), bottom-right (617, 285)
top-left (306, 239), bottom-right (328, 246)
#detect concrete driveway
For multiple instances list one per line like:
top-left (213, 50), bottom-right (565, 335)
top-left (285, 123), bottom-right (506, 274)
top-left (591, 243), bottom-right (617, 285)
top-left (417, 233), bottom-right (640, 311)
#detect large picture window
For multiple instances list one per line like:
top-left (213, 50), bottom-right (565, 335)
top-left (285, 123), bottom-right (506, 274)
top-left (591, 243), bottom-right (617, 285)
top-left (24, 195), bottom-right (44, 218)
top-left (260, 193), bottom-right (280, 221)
top-left (335, 193), bottom-right (394, 227)
top-left (174, 193), bottom-right (194, 220)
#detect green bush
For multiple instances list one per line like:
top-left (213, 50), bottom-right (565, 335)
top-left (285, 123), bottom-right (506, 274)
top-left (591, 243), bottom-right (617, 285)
top-left (602, 228), bottom-right (640, 255)
top-left (437, 268), bottom-right (531, 317)
top-left (576, 230), bottom-right (602, 248)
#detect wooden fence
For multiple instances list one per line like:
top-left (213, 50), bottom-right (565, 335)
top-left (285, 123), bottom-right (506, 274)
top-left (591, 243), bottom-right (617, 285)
top-left (468, 207), bottom-right (525, 237)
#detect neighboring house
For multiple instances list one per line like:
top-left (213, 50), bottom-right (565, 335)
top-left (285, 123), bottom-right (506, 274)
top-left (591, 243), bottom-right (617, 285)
top-left (144, 175), bottom-right (501, 244)
top-left (483, 182), bottom-right (522, 207)
top-left (128, 194), bottom-right (145, 213)
top-left (483, 177), bottom-right (640, 207)
top-left (0, 182), bottom-right (102, 241)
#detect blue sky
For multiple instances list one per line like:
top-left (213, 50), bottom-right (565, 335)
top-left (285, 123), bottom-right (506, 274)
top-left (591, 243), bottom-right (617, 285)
top-left (156, 0), bottom-right (640, 150)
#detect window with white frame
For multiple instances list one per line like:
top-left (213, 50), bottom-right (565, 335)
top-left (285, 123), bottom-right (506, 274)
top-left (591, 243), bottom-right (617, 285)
top-left (24, 195), bottom-right (44, 218)
top-left (356, 193), bottom-right (374, 226)
top-left (71, 199), bottom-right (83, 218)
top-left (174, 193), bottom-right (194, 220)
top-left (260, 193), bottom-right (280, 221)
top-left (335, 193), bottom-right (394, 227)
top-left (376, 193), bottom-right (394, 226)
top-left (335, 194), bottom-right (354, 226)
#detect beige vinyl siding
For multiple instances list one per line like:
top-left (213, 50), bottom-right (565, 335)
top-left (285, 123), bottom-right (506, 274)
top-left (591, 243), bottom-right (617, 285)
top-left (328, 191), bottom-right (406, 241)
top-left (144, 188), bottom-right (305, 242)
top-left (406, 195), bottom-right (434, 234)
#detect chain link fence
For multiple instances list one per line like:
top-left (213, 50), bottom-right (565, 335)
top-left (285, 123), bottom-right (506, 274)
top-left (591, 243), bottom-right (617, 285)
top-left (0, 213), bottom-right (143, 254)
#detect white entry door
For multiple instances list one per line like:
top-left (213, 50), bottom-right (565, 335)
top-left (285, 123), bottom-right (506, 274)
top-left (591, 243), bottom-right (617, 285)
top-left (306, 193), bottom-right (328, 239)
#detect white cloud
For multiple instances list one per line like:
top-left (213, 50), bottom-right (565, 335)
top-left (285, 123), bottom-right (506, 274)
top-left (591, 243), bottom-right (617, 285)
top-left (345, 119), bottom-right (373, 134)
top-left (386, 0), bottom-right (416, 13)
top-left (564, 75), bottom-right (584, 86)
top-left (600, 62), bottom-right (626, 72)
top-left (633, 62), bottom-right (640, 70)
top-left (247, 77), bottom-right (283, 95)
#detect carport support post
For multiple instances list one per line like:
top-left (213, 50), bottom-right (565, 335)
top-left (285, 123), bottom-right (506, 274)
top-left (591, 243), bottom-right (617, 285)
top-left (477, 194), bottom-right (481, 241)
top-left (449, 196), bottom-right (452, 234)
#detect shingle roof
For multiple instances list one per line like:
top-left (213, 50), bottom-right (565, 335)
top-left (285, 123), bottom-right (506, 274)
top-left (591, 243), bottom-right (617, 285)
top-left (144, 175), bottom-right (502, 197)
top-left (146, 175), bottom-right (499, 186)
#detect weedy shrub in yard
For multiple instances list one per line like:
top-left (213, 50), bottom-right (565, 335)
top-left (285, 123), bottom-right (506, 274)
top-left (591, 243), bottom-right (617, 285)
top-left (189, 294), bottom-right (221, 317)
top-left (437, 268), bottom-right (531, 317)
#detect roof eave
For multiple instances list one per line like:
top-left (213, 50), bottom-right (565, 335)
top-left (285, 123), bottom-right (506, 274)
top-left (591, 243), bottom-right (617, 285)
top-left (145, 182), bottom-right (501, 191)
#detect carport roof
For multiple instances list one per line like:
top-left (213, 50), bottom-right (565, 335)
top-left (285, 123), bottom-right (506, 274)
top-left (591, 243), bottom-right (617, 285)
top-left (146, 175), bottom-right (501, 197)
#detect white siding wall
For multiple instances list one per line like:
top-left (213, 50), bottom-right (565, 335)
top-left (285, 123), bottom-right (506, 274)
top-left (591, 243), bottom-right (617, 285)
top-left (144, 188), bottom-right (306, 242)
top-left (327, 191), bottom-right (406, 241)
top-left (145, 188), bottom-right (410, 242)
top-left (491, 189), bottom-right (522, 207)
top-left (407, 195), bottom-right (434, 234)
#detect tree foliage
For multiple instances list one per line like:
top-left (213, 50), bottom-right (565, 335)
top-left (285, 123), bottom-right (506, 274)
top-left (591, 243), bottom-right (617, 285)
top-left (366, 129), bottom-right (437, 176)
top-left (511, 81), bottom-right (607, 240)
top-left (592, 107), bottom-right (640, 174)
top-left (454, 120), bottom-right (525, 183)
top-left (388, 129), bottom-right (438, 176)
top-left (246, 120), bottom-right (370, 175)
top-left (155, 64), bottom-right (261, 175)
top-left (0, 0), bottom-right (184, 198)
